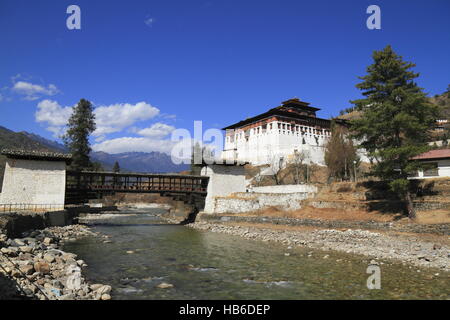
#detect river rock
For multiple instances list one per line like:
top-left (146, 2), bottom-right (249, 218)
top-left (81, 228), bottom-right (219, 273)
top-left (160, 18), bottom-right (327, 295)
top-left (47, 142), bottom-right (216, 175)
top-left (19, 246), bottom-right (33, 253)
top-left (101, 294), bottom-right (111, 300)
top-left (90, 284), bottom-right (104, 291)
top-left (52, 280), bottom-right (64, 289)
top-left (25, 285), bottom-right (38, 294)
top-left (66, 272), bottom-right (82, 290)
top-left (66, 264), bottom-right (81, 275)
top-left (19, 264), bottom-right (34, 275)
top-left (10, 269), bottom-right (21, 278)
top-left (1, 247), bottom-right (17, 256)
top-left (156, 282), bottom-right (174, 289)
top-left (62, 253), bottom-right (77, 262)
top-left (60, 293), bottom-right (75, 300)
top-left (34, 261), bottom-right (51, 274)
top-left (96, 285), bottom-right (112, 295)
top-left (12, 239), bottom-right (25, 247)
top-left (43, 254), bottom-right (56, 263)
top-left (77, 260), bottom-right (86, 267)
top-left (2, 266), bottom-right (12, 274)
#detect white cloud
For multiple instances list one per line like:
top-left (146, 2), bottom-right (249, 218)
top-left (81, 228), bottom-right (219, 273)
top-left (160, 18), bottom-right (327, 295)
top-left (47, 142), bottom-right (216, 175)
top-left (92, 136), bottom-right (176, 154)
top-left (35, 100), bottom-right (73, 134)
top-left (0, 93), bottom-right (3, 102)
top-left (35, 100), bottom-right (161, 139)
top-left (94, 102), bottom-right (160, 136)
top-left (137, 123), bottom-right (175, 138)
top-left (13, 81), bottom-right (59, 100)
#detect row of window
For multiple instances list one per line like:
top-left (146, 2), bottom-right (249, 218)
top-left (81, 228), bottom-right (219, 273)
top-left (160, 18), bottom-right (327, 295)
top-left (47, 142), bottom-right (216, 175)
top-left (408, 163), bottom-right (439, 177)
top-left (226, 123), bottom-right (330, 143)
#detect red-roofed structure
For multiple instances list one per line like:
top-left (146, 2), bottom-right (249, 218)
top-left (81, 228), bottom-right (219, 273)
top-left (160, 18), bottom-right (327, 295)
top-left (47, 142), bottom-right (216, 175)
top-left (412, 149), bottom-right (450, 161)
top-left (410, 149), bottom-right (450, 179)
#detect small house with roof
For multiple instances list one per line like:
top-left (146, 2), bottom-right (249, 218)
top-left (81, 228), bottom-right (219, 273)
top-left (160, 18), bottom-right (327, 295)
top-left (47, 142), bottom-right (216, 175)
top-left (0, 149), bottom-right (72, 211)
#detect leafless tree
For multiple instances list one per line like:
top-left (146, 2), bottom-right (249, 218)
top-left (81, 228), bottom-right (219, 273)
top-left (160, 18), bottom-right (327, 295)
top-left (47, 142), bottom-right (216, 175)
top-left (267, 149), bottom-right (285, 185)
top-left (291, 149), bottom-right (310, 184)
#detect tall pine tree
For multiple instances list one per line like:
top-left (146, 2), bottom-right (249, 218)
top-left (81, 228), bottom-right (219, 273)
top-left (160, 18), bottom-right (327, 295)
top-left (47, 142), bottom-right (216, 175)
top-left (350, 45), bottom-right (439, 219)
top-left (63, 99), bottom-right (96, 171)
top-left (113, 161), bottom-right (120, 173)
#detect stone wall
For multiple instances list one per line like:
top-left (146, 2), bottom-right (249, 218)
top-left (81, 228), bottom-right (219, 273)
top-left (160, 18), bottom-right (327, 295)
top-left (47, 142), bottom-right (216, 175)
top-left (0, 158), bottom-right (66, 210)
top-left (0, 210), bottom-right (77, 238)
top-left (210, 192), bottom-right (311, 214)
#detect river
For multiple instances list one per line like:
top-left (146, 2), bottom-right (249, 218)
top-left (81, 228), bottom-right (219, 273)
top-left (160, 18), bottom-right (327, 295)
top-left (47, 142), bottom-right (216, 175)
top-left (62, 208), bottom-right (449, 300)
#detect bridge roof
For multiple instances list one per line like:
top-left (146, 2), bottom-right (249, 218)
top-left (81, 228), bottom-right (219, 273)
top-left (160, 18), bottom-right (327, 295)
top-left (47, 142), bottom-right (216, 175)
top-left (1, 149), bottom-right (72, 163)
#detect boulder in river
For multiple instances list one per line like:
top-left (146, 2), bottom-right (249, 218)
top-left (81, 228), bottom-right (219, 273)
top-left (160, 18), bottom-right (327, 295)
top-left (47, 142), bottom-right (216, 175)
top-left (156, 282), bottom-right (174, 289)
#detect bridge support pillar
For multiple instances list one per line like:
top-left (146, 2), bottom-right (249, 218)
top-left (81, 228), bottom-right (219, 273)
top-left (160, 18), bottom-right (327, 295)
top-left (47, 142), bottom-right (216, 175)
top-left (200, 163), bottom-right (246, 214)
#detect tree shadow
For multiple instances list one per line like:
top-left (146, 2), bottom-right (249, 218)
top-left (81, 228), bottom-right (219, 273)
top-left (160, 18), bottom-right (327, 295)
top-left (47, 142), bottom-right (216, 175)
top-left (360, 179), bottom-right (440, 215)
top-left (179, 207), bottom-right (199, 225)
top-left (0, 271), bottom-right (32, 300)
top-left (361, 180), bottom-right (406, 215)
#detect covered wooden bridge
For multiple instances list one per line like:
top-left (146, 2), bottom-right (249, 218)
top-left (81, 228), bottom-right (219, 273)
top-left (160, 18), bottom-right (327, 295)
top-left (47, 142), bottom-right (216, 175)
top-left (65, 170), bottom-right (209, 205)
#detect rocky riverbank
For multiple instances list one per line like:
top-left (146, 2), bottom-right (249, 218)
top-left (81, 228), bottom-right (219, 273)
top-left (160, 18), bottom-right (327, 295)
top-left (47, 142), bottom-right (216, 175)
top-left (0, 225), bottom-right (113, 300)
top-left (176, 219), bottom-right (450, 272)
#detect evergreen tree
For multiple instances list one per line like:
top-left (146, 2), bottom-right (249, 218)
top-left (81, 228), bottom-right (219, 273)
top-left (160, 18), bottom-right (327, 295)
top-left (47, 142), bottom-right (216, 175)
top-left (350, 45), bottom-right (439, 219)
top-left (63, 99), bottom-right (96, 171)
top-left (113, 161), bottom-right (120, 173)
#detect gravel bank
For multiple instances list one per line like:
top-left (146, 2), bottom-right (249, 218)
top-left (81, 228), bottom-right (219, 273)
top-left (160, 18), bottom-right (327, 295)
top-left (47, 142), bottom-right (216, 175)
top-left (0, 225), bottom-right (113, 300)
top-left (180, 220), bottom-right (450, 272)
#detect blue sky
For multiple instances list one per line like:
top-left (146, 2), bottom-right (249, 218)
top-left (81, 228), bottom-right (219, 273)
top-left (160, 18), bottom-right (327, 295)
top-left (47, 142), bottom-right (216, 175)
top-left (1, 0), bottom-right (449, 154)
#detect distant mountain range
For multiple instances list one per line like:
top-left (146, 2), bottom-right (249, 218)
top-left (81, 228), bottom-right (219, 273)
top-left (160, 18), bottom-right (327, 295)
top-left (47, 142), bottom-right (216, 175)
top-left (0, 126), bottom-right (189, 175)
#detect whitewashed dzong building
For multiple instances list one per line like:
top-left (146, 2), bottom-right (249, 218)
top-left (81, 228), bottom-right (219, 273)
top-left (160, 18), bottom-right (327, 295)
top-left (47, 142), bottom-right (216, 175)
top-left (221, 98), bottom-right (344, 166)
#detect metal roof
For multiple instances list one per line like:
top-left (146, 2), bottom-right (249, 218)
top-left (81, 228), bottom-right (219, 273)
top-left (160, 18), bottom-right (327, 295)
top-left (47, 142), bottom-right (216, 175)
top-left (411, 149), bottom-right (450, 160)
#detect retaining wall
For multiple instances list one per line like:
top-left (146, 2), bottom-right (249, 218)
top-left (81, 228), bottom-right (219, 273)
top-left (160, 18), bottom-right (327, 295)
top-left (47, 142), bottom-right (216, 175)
top-left (251, 184), bottom-right (318, 194)
top-left (210, 192), bottom-right (311, 214)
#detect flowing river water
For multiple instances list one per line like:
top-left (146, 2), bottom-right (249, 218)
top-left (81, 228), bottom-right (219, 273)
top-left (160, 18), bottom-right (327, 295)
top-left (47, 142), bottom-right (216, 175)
top-left (63, 209), bottom-right (449, 300)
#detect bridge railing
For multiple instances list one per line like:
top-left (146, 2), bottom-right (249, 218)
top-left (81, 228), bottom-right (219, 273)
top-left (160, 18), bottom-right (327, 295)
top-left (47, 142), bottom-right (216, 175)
top-left (65, 171), bottom-right (209, 194)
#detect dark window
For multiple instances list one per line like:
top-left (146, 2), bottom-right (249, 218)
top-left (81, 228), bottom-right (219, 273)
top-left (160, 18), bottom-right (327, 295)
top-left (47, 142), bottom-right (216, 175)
top-left (423, 162), bottom-right (439, 177)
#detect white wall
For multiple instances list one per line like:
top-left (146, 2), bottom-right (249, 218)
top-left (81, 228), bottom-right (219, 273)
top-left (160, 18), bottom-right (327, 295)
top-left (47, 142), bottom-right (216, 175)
top-left (222, 121), bottom-right (330, 166)
top-left (0, 158), bottom-right (66, 210)
top-left (250, 184), bottom-right (318, 194)
top-left (222, 120), bottom-right (371, 166)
